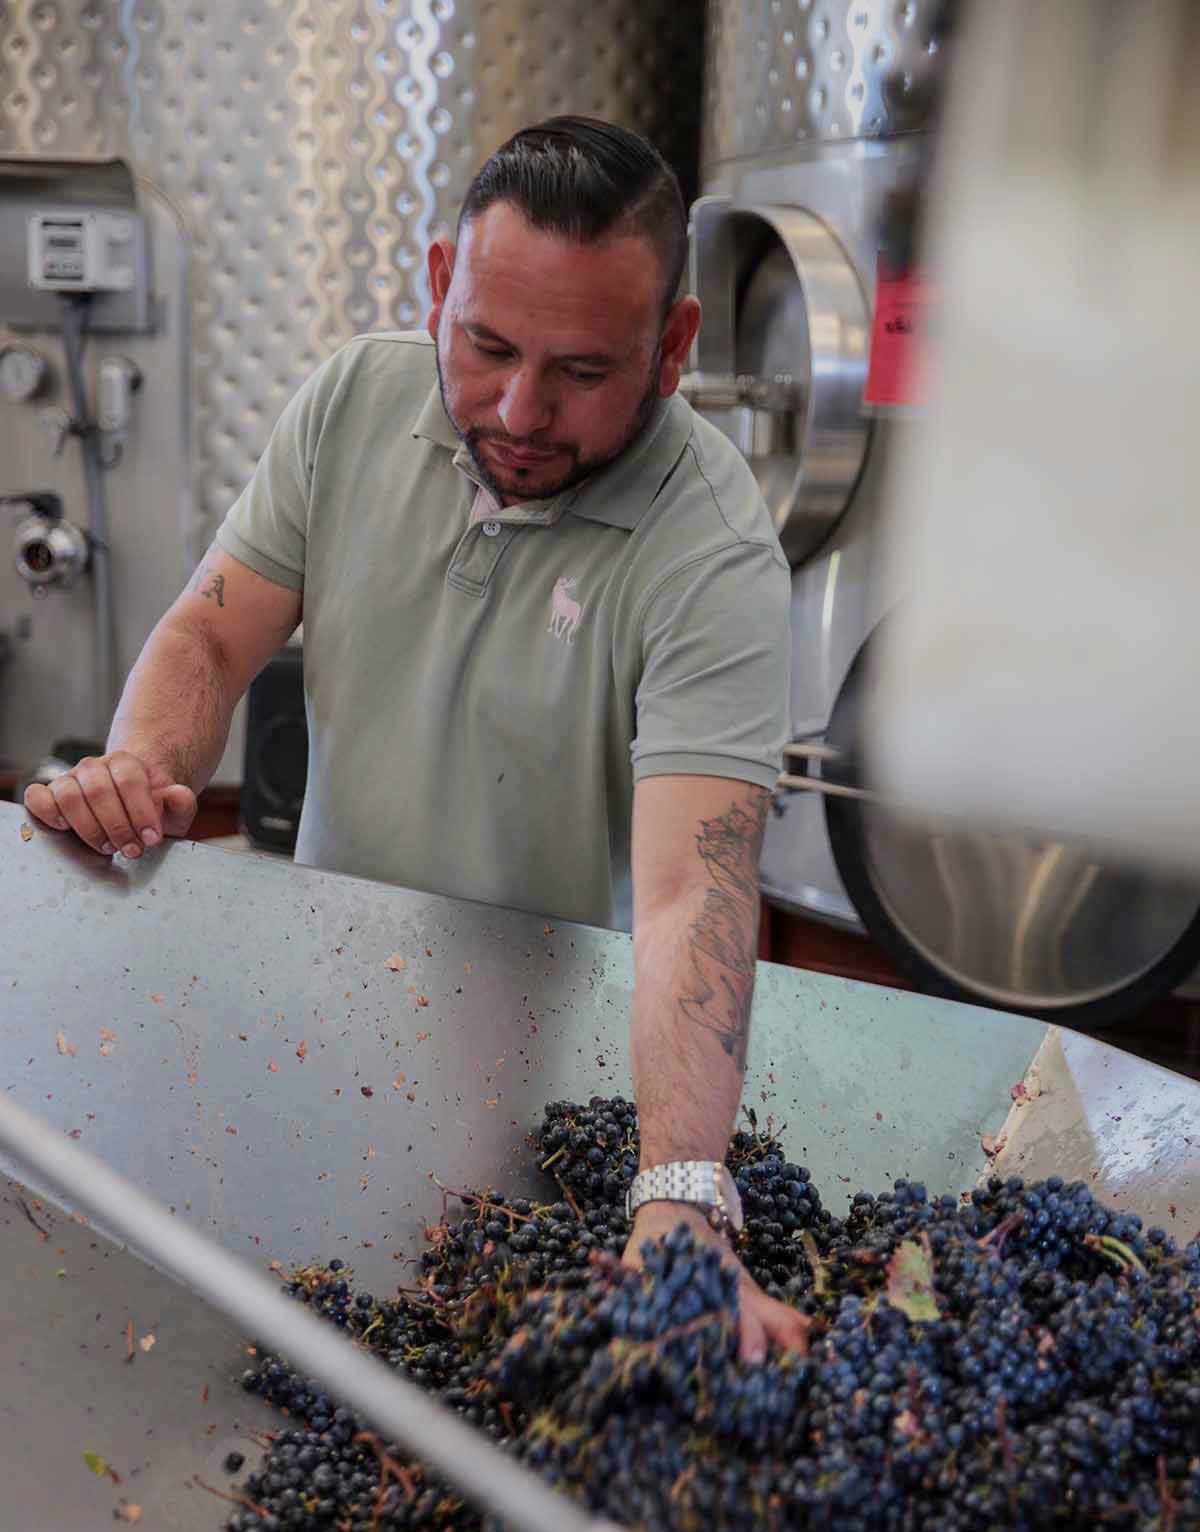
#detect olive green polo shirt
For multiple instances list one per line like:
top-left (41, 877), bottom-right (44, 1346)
top-left (217, 332), bottom-right (790, 930)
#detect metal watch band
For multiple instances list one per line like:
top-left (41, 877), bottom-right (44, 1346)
top-left (624, 1160), bottom-right (744, 1233)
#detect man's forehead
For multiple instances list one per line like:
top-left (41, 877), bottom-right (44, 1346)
top-left (454, 202), bottom-right (660, 335)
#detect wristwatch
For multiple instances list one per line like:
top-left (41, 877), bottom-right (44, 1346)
top-left (625, 1161), bottom-right (744, 1240)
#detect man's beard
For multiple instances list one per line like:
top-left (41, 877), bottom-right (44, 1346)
top-left (434, 342), bottom-right (660, 504)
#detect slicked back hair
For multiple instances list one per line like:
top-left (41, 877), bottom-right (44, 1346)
top-left (457, 116), bottom-right (688, 320)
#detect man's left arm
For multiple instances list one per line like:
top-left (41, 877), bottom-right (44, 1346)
top-left (626, 771), bottom-right (810, 1362)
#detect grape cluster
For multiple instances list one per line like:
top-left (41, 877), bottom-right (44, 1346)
top-left (536, 1095), bottom-right (639, 1210)
top-left (725, 1119), bottom-right (827, 1294)
top-left (532, 1096), bottom-right (828, 1292)
top-left (227, 1098), bottom-right (1200, 1532)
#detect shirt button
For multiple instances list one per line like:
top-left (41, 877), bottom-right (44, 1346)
top-left (481, 520), bottom-right (501, 537)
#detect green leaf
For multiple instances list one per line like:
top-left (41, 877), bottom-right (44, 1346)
top-left (83, 1451), bottom-right (110, 1478)
top-left (885, 1235), bottom-right (940, 1322)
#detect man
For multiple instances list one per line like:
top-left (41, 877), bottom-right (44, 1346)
top-left (25, 118), bottom-right (802, 1360)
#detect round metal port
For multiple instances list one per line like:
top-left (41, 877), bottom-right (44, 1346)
top-left (822, 628), bottom-right (1200, 1028)
top-left (683, 199), bottom-right (871, 566)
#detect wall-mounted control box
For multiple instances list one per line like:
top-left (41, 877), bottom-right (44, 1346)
top-left (27, 210), bottom-right (143, 294)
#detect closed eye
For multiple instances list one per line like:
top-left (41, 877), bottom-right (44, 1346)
top-left (471, 337), bottom-right (512, 360)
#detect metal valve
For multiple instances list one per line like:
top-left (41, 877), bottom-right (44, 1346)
top-left (37, 406), bottom-right (71, 457)
top-left (5, 492), bottom-right (91, 593)
top-left (676, 370), bottom-right (800, 458)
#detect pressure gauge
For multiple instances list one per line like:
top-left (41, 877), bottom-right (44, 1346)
top-left (0, 343), bottom-right (47, 403)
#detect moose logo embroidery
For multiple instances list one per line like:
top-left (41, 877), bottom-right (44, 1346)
top-left (548, 576), bottom-right (583, 644)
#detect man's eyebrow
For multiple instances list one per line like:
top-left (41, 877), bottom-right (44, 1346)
top-left (464, 321), bottom-right (513, 348)
top-left (557, 350), bottom-right (619, 368)
top-left (463, 321), bottom-right (619, 369)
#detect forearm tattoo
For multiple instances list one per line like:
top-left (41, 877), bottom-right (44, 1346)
top-left (677, 789), bottom-right (768, 1073)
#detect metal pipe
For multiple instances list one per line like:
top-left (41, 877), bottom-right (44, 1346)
top-left (0, 1092), bottom-right (624, 1532)
top-left (777, 771), bottom-right (876, 802)
top-left (782, 742), bottom-right (839, 762)
top-left (59, 295), bottom-right (117, 740)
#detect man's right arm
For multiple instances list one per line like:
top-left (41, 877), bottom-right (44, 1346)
top-left (24, 544), bottom-right (302, 859)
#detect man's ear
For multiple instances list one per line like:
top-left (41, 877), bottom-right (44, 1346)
top-left (656, 295), bottom-right (702, 397)
top-left (426, 237), bottom-right (456, 340)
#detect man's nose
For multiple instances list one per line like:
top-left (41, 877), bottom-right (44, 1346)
top-left (497, 369), bottom-right (553, 438)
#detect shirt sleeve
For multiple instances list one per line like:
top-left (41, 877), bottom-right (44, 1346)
top-left (631, 539), bottom-right (792, 792)
top-left (214, 347), bottom-right (350, 591)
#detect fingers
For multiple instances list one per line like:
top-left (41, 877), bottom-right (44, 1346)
top-left (40, 754), bottom-right (170, 858)
top-left (738, 1303), bottom-right (768, 1365)
top-left (23, 782), bottom-right (69, 832)
top-left (759, 1298), bottom-right (813, 1357)
top-left (107, 753), bottom-right (164, 846)
top-left (739, 1279), bottom-right (812, 1363)
top-left (626, 1205), bottom-right (810, 1365)
top-left (46, 771), bottom-right (112, 854)
top-left (158, 783), bottom-right (198, 839)
top-left (63, 756), bottom-right (147, 857)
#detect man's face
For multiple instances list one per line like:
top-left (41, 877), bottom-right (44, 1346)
top-left (427, 202), bottom-right (681, 505)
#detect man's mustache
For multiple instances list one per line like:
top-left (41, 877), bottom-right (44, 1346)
top-left (467, 427), bottom-right (575, 456)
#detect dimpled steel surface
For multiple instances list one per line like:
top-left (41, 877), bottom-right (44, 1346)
top-left (703, 0), bottom-right (946, 168)
top-left (0, 0), bottom-right (702, 547)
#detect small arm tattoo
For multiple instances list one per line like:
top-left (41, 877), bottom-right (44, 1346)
top-left (677, 789), bottom-right (768, 1073)
top-left (188, 562), bottom-right (226, 608)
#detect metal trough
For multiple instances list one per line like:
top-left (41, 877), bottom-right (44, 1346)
top-left (2, 800), bottom-right (1197, 1528)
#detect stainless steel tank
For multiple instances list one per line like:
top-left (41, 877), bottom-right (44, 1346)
top-left (0, 0), bottom-right (702, 774)
top-left (694, 0), bottom-right (1200, 1026)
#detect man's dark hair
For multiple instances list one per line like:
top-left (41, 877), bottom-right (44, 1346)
top-left (458, 116), bottom-right (687, 318)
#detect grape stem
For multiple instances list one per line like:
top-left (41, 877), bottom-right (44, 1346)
top-left (191, 1474), bottom-right (269, 1520)
top-left (16, 1194), bottom-right (49, 1237)
top-left (428, 1173), bottom-right (540, 1226)
top-left (1082, 1233), bottom-right (1149, 1278)
top-left (354, 1429), bottom-right (421, 1529)
top-left (976, 1211), bottom-right (1024, 1256)
top-left (555, 1179), bottom-right (584, 1221)
top-left (800, 1231), bottom-right (829, 1296)
top-left (1157, 1454), bottom-right (1181, 1531)
top-left (996, 1396), bottom-right (1017, 1519)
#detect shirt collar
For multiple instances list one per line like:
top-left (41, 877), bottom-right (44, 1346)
top-left (568, 394), bottom-right (694, 530)
top-left (410, 383), bottom-right (694, 532)
top-left (411, 384), bottom-right (460, 451)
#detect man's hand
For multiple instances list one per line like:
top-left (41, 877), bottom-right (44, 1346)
top-left (624, 1202), bottom-right (810, 1364)
top-left (24, 752), bottom-right (197, 858)
top-left (23, 543), bottom-right (302, 861)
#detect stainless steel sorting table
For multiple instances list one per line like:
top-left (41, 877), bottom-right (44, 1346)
top-left (2, 801), bottom-right (1198, 1528)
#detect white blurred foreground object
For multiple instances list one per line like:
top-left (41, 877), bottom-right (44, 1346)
top-left (870, 1), bottom-right (1200, 873)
